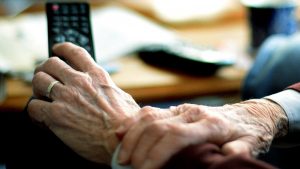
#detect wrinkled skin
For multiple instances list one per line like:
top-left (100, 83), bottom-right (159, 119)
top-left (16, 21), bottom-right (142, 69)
top-left (28, 42), bottom-right (288, 169)
top-left (117, 100), bottom-right (287, 169)
top-left (28, 42), bottom-right (140, 164)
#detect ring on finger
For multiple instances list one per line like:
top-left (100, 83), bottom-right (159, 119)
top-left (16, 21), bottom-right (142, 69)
top-left (46, 80), bottom-right (59, 98)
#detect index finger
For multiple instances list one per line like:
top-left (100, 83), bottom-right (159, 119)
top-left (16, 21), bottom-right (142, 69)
top-left (52, 42), bottom-right (96, 72)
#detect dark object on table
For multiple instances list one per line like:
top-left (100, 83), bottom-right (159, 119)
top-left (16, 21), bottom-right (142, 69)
top-left (138, 43), bottom-right (235, 76)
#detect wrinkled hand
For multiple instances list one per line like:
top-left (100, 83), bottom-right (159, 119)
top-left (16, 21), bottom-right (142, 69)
top-left (27, 42), bottom-right (140, 165)
top-left (117, 100), bottom-right (288, 169)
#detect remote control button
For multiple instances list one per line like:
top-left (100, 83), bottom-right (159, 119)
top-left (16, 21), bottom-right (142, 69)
top-left (63, 22), bottom-right (70, 27)
top-left (61, 5), bottom-right (69, 15)
top-left (71, 16), bottom-right (79, 21)
top-left (78, 35), bottom-right (89, 45)
top-left (81, 27), bottom-right (89, 34)
top-left (79, 4), bottom-right (87, 14)
top-left (52, 27), bottom-right (60, 34)
top-left (71, 5), bottom-right (78, 14)
top-left (81, 22), bottom-right (89, 27)
top-left (65, 29), bottom-right (79, 37)
top-left (71, 22), bottom-right (79, 27)
top-left (62, 16), bottom-right (69, 22)
top-left (80, 16), bottom-right (87, 21)
top-left (53, 16), bottom-right (60, 21)
top-left (52, 4), bottom-right (59, 13)
top-left (54, 34), bottom-right (66, 43)
top-left (53, 21), bottom-right (62, 27)
top-left (66, 36), bottom-right (76, 43)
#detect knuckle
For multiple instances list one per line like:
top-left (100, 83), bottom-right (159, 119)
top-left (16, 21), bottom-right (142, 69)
top-left (61, 66), bottom-right (74, 75)
top-left (101, 67), bottom-right (110, 77)
top-left (32, 72), bottom-right (44, 85)
top-left (34, 63), bottom-right (44, 74)
top-left (182, 111), bottom-right (201, 123)
top-left (138, 106), bottom-right (165, 122)
top-left (90, 70), bottom-right (111, 84)
top-left (47, 57), bottom-right (61, 66)
top-left (140, 112), bottom-right (157, 122)
top-left (139, 106), bottom-right (157, 116)
top-left (179, 103), bottom-right (193, 109)
top-left (32, 72), bottom-right (46, 96)
top-left (60, 67), bottom-right (76, 79)
top-left (73, 73), bottom-right (93, 89)
top-left (93, 66), bottom-right (109, 75)
top-left (140, 106), bottom-right (153, 112)
top-left (181, 105), bottom-right (208, 123)
top-left (176, 103), bottom-right (193, 113)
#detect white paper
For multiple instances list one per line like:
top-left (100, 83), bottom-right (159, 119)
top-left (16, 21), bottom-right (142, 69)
top-left (92, 6), bottom-right (179, 64)
top-left (241, 0), bottom-right (296, 7)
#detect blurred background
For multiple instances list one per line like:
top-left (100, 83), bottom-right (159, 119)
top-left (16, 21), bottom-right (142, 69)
top-left (0, 0), bottom-right (254, 106)
top-left (0, 0), bottom-right (300, 169)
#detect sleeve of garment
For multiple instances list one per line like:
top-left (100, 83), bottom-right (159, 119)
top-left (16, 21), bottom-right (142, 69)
top-left (265, 83), bottom-right (300, 146)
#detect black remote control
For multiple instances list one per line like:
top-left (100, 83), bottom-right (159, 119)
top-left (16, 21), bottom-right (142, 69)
top-left (46, 2), bottom-right (95, 60)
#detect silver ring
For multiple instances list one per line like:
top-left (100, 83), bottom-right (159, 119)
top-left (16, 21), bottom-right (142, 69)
top-left (46, 80), bottom-right (59, 98)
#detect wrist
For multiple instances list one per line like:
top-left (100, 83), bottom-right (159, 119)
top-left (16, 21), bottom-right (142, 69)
top-left (237, 99), bottom-right (288, 139)
top-left (230, 99), bottom-right (288, 155)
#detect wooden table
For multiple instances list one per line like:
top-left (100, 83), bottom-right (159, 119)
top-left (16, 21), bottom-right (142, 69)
top-left (0, 1), bottom-right (250, 112)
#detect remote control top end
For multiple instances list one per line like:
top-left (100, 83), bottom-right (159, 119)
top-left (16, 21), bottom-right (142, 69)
top-left (46, 2), bottom-right (95, 60)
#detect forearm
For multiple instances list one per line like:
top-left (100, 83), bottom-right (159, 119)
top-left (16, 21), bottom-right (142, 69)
top-left (111, 87), bottom-right (299, 168)
top-left (170, 99), bottom-right (288, 155)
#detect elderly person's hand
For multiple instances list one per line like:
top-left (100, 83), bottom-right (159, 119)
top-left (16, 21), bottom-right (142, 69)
top-left (27, 42), bottom-right (140, 165)
top-left (117, 99), bottom-right (288, 169)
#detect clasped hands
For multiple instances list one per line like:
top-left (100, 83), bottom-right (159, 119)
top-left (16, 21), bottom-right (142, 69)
top-left (28, 42), bottom-right (287, 169)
